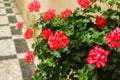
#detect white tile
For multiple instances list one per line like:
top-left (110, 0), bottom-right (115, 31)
top-left (6, 13), bottom-right (15, 16)
top-left (0, 26), bottom-right (12, 37)
top-left (9, 23), bottom-right (16, 26)
top-left (16, 53), bottom-right (26, 59)
top-left (0, 39), bottom-right (16, 56)
top-left (0, 9), bottom-right (6, 15)
top-left (0, 3), bottom-right (4, 8)
top-left (16, 15), bottom-right (24, 21)
top-left (12, 35), bottom-right (24, 39)
top-left (0, 16), bottom-right (9, 25)
top-left (0, 59), bottom-right (23, 80)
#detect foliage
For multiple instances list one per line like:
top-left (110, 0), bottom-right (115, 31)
top-left (29, 0), bottom-right (120, 80)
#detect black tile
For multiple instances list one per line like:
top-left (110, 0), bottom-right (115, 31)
top-left (10, 26), bottom-right (22, 35)
top-left (14, 39), bottom-right (29, 53)
top-left (0, 55), bottom-right (17, 60)
top-left (8, 16), bottom-right (17, 23)
top-left (4, 3), bottom-right (11, 7)
top-left (19, 59), bottom-right (35, 80)
top-left (0, 36), bottom-right (12, 40)
top-left (0, 24), bottom-right (9, 26)
top-left (6, 8), bottom-right (13, 13)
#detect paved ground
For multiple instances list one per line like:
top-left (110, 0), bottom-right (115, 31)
top-left (0, 0), bottom-right (35, 80)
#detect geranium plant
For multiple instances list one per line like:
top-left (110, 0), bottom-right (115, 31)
top-left (17, 0), bottom-right (120, 80)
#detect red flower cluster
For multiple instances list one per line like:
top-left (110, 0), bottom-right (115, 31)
top-left (24, 28), bottom-right (34, 39)
top-left (60, 9), bottom-right (72, 19)
top-left (42, 30), bottom-right (69, 50)
top-left (42, 29), bottom-right (53, 40)
top-left (41, 29), bottom-right (69, 50)
top-left (28, 0), bottom-right (41, 12)
top-left (95, 16), bottom-right (106, 30)
top-left (43, 9), bottom-right (56, 21)
top-left (77, 0), bottom-right (90, 8)
top-left (106, 27), bottom-right (120, 48)
top-left (48, 32), bottom-right (69, 50)
top-left (86, 45), bottom-right (110, 68)
top-left (16, 21), bottom-right (24, 30)
top-left (24, 50), bottom-right (34, 64)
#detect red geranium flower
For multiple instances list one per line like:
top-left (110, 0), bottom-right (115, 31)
top-left (28, 0), bottom-right (41, 12)
top-left (42, 29), bottom-right (53, 40)
top-left (24, 28), bottom-right (34, 39)
top-left (16, 21), bottom-right (24, 30)
top-left (86, 45), bottom-right (110, 68)
top-left (106, 27), bottom-right (120, 48)
top-left (60, 9), bottom-right (72, 19)
top-left (48, 31), bottom-right (69, 50)
top-left (28, 1), bottom-right (34, 12)
top-left (95, 16), bottom-right (106, 30)
top-left (77, 0), bottom-right (90, 8)
top-left (32, 71), bottom-right (36, 76)
top-left (24, 50), bottom-right (34, 64)
top-left (43, 9), bottom-right (56, 21)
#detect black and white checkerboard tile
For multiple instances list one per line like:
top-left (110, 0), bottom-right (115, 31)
top-left (0, 0), bottom-right (35, 80)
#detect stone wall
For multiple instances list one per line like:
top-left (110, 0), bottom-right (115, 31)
top-left (13, 0), bottom-right (35, 26)
top-left (13, 0), bottom-right (78, 27)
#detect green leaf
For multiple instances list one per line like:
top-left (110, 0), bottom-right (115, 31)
top-left (92, 31), bottom-right (100, 38)
top-left (116, 2), bottom-right (120, 8)
top-left (92, 74), bottom-right (97, 80)
top-left (51, 50), bottom-right (61, 58)
top-left (99, 0), bottom-right (106, 2)
top-left (108, 0), bottom-right (117, 6)
top-left (92, 31), bottom-right (105, 45)
top-left (85, 64), bottom-right (95, 71)
top-left (103, 9), bottom-right (118, 19)
top-left (62, 47), bottom-right (69, 53)
top-left (43, 58), bottom-right (54, 66)
top-left (79, 74), bottom-right (88, 80)
top-left (65, 29), bottom-right (74, 36)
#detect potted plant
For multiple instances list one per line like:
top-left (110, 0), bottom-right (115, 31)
top-left (17, 0), bottom-right (120, 80)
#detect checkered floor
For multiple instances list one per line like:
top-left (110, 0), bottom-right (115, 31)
top-left (0, 0), bottom-right (35, 80)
